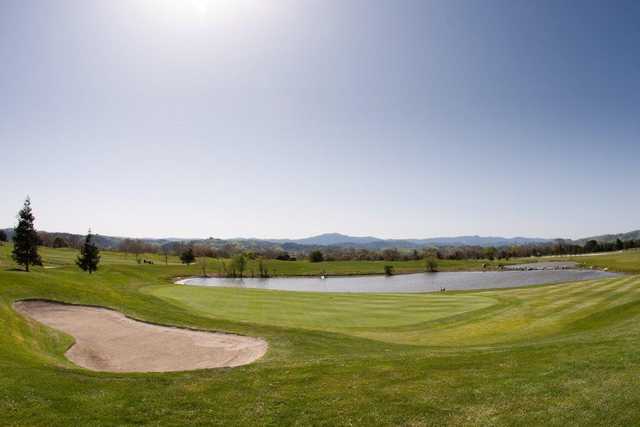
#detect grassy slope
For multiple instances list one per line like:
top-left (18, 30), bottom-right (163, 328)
top-left (566, 250), bottom-right (640, 274)
top-left (1, 245), bottom-right (640, 425)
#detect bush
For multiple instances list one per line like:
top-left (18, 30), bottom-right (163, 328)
top-left (384, 265), bottom-right (394, 276)
top-left (309, 250), bottom-right (324, 263)
top-left (276, 252), bottom-right (291, 261)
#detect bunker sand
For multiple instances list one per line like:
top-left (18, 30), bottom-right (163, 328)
top-left (14, 300), bottom-right (268, 373)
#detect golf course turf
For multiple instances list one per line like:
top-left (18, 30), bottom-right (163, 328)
top-left (1, 246), bottom-right (640, 425)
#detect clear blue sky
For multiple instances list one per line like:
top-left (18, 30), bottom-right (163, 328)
top-left (1, 0), bottom-right (638, 239)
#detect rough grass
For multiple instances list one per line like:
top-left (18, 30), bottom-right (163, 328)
top-left (0, 243), bottom-right (522, 275)
top-left (1, 245), bottom-right (640, 425)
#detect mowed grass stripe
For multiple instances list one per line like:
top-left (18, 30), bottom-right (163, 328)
top-left (368, 277), bottom-right (640, 346)
top-left (526, 277), bottom-right (638, 314)
top-left (152, 286), bottom-right (498, 331)
top-left (508, 276), bottom-right (619, 299)
top-left (536, 277), bottom-right (640, 318)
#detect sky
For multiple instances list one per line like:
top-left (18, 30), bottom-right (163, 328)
top-left (1, 0), bottom-right (639, 240)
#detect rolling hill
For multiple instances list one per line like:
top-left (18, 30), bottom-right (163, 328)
top-left (2, 229), bottom-right (638, 251)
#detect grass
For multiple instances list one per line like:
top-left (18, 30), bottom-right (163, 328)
top-left (0, 244), bottom-right (523, 276)
top-left (1, 244), bottom-right (640, 425)
top-left (561, 250), bottom-right (640, 274)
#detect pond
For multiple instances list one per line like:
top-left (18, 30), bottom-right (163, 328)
top-left (176, 266), bottom-right (618, 293)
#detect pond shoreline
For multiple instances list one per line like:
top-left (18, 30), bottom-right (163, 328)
top-left (176, 261), bottom-right (616, 281)
top-left (175, 263), bottom-right (620, 294)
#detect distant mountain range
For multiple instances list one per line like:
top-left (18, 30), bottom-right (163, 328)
top-left (265, 233), bottom-right (553, 249)
top-left (2, 228), bottom-right (638, 251)
top-left (267, 233), bottom-right (383, 246)
top-left (573, 230), bottom-right (640, 245)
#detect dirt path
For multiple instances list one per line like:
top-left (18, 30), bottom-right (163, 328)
top-left (14, 300), bottom-right (268, 373)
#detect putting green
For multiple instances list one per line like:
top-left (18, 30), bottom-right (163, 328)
top-left (149, 285), bottom-right (497, 344)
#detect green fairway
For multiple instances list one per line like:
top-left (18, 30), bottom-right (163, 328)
top-left (1, 245), bottom-right (640, 425)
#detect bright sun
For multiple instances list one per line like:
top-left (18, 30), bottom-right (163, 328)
top-left (150, 0), bottom-right (271, 23)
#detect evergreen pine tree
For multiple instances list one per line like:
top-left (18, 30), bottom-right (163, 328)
top-left (76, 230), bottom-right (101, 274)
top-left (180, 247), bottom-right (195, 265)
top-left (12, 198), bottom-right (42, 272)
top-left (0, 229), bottom-right (7, 243)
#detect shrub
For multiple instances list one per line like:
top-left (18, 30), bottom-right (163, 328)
top-left (309, 250), bottom-right (324, 263)
top-left (276, 252), bottom-right (291, 261)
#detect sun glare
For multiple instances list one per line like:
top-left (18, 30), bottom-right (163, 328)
top-left (147, 0), bottom-right (273, 26)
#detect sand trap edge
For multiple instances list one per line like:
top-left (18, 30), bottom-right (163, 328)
top-left (12, 298), bottom-right (269, 373)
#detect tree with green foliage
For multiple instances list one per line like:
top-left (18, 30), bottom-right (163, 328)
top-left (0, 230), bottom-right (7, 244)
top-left (484, 247), bottom-right (497, 261)
top-left (12, 198), bottom-right (42, 272)
top-left (257, 259), bottom-right (270, 278)
top-left (309, 250), bottom-right (324, 263)
top-left (199, 257), bottom-right (208, 277)
top-left (425, 257), bottom-right (438, 273)
top-left (230, 253), bottom-right (247, 278)
top-left (584, 240), bottom-right (599, 253)
top-left (161, 246), bottom-right (170, 265)
top-left (180, 247), bottom-right (196, 265)
top-left (76, 231), bottom-right (101, 274)
top-left (615, 238), bottom-right (624, 251)
top-left (52, 236), bottom-right (69, 248)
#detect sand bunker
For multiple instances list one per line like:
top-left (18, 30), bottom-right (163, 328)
top-left (14, 300), bottom-right (268, 373)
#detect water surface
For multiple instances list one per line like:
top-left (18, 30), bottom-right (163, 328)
top-left (177, 268), bottom-right (618, 293)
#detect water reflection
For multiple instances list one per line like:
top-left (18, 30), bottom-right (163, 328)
top-left (176, 269), bottom-right (618, 293)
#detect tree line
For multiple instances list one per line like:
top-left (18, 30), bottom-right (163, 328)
top-left (4, 198), bottom-right (638, 273)
top-left (6, 198), bottom-right (100, 274)
top-left (170, 236), bottom-right (639, 268)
